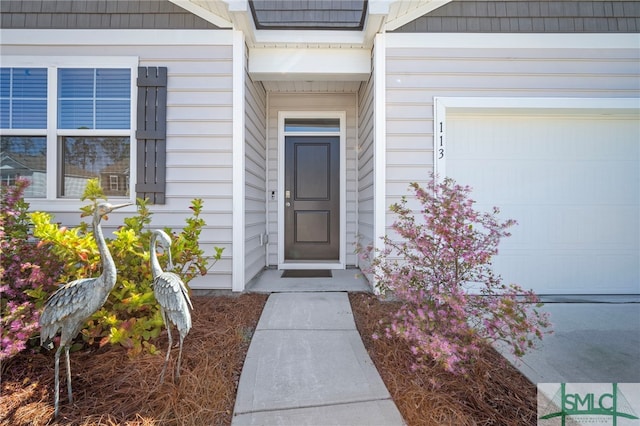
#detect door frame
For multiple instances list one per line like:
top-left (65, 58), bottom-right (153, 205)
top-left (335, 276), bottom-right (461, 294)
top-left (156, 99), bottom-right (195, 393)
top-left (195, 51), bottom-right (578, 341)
top-left (277, 110), bottom-right (347, 270)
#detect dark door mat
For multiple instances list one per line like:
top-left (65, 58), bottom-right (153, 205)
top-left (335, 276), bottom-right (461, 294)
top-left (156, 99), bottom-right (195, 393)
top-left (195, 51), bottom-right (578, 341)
top-left (281, 269), bottom-right (332, 278)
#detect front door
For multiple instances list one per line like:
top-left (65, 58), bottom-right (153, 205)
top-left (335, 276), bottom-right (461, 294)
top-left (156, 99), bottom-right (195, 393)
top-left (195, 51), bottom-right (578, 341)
top-left (284, 135), bottom-right (340, 261)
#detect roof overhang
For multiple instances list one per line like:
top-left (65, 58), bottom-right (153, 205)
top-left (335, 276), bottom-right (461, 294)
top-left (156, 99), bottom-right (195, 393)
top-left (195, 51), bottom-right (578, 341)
top-left (168, 0), bottom-right (452, 82)
top-left (169, 0), bottom-right (451, 48)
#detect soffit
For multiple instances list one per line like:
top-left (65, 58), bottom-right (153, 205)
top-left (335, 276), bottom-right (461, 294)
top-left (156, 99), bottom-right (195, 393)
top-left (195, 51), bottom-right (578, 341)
top-left (167, 0), bottom-right (450, 86)
top-left (169, 0), bottom-right (451, 48)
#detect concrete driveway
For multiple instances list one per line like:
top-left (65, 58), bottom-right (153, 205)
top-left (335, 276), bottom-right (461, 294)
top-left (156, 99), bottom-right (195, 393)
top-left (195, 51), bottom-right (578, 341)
top-left (496, 296), bottom-right (640, 384)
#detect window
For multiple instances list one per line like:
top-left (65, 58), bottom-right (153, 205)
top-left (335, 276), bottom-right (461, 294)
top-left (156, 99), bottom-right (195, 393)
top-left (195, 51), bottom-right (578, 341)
top-left (284, 118), bottom-right (340, 133)
top-left (0, 68), bottom-right (48, 197)
top-left (0, 61), bottom-right (134, 200)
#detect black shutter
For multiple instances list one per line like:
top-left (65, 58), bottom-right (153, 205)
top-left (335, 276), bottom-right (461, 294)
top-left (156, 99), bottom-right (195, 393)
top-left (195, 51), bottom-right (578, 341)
top-left (136, 66), bottom-right (167, 204)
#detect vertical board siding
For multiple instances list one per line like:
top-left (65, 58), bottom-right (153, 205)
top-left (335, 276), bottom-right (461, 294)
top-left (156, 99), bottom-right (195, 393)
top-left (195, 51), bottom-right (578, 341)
top-left (0, 0), bottom-right (219, 29)
top-left (2, 40), bottom-right (235, 289)
top-left (266, 93), bottom-right (359, 266)
top-left (392, 1), bottom-right (640, 33)
top-left (384, 40), bottom-right (640, 238)
top-left (244, 45), bottom-right (268, 284)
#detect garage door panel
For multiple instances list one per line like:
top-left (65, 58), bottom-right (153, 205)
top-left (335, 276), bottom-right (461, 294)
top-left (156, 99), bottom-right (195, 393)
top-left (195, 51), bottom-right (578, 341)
top-left (493, 251), bottom-right (639, 294)
top-left (447, 112), bottom-right (639, 294)
top-left (452, 159), bottom-right (637, 206)
top-left (494, 205), bottom-right (639, 250)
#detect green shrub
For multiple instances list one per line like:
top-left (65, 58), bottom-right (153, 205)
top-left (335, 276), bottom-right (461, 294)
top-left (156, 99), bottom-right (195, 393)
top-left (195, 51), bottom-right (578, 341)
top-left (31, 179), bottom-right (223, 356)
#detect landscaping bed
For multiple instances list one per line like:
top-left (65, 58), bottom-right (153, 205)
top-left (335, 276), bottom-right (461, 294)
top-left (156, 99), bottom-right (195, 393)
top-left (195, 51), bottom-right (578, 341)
top-left (1, 292), bottom-right (536, 425)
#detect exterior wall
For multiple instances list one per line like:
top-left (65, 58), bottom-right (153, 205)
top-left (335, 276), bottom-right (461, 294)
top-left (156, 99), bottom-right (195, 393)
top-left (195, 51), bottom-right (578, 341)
top-left (1, 31), bottom-right (235, 289)
top-left (244, 46), bottom-right (268, 284)
top-left (383, 33), bottom-right (640, 234)
top-left (393, 1), bottom-right (640, 33)
top-left (356, 60), bottom-right (376, 273)
top-left (0, 0), bottom-right (218, 29)
top-left (266, 92), bottom-right (359, 267)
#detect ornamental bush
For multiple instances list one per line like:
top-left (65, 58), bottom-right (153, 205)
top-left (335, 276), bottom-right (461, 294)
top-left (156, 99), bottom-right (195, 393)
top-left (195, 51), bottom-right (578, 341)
top-left (361, 176), bottom-right (551, 374)
top-left (30, 179), bottom-right (223, 356)
top-left (1, 179), bottom-right (64, 360)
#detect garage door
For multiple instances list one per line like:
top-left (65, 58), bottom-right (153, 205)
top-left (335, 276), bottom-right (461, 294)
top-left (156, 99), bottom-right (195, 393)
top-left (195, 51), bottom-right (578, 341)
top-left (446, 111), bottom-right (639, 295)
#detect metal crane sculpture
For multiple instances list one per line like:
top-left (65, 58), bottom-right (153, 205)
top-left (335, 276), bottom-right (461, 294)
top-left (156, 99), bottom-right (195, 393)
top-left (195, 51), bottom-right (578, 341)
top-left (150, 229), bottom-right (193, 383)
top-left (40, 202), bottom-right (131, 418)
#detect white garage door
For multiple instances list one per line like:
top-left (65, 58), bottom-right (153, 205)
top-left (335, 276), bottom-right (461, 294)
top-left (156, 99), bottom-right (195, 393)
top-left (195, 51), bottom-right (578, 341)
top-left (446, 111), bottom-right (639, 295)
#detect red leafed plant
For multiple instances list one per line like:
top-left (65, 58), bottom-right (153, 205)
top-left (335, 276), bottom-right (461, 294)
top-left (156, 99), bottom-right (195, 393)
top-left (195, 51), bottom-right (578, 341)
top-left (360, 176), bottom-right (552, 374)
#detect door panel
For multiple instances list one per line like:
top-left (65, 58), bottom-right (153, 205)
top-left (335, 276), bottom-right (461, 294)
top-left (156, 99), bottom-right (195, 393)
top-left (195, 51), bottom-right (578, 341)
top-left (285, 136), bottom-right (339, 260)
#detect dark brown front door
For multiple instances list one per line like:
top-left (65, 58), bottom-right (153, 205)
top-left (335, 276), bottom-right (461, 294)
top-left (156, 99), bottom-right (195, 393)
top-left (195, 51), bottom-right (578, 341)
top-left (285, 135), bottom-right (340, 261)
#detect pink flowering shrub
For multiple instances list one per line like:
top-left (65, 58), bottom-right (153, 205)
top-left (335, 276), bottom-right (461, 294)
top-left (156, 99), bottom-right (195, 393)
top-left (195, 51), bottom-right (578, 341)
top-left (1, 179), bottom-right (64, 360)
top-left (361, 176), bottom-right (551, 374)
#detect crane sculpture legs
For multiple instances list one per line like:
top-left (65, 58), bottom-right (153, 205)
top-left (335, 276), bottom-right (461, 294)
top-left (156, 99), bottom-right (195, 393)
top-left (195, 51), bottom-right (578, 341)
top-left (159, 313), bottom-right (186, 383)
top-left (53, 345), bottom-right (73, 417)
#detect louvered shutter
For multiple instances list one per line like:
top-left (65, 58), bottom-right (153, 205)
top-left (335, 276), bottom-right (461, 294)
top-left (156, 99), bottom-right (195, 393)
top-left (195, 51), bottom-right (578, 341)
top-left (136, 66), bottom-right (167, 204)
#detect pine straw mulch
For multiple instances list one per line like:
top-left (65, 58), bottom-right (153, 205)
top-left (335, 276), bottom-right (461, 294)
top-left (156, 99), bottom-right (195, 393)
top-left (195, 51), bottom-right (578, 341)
top-left (349, 293), bottom-right (537, 426)
top-left (1, 294), bottom-right (268, 426)
top-left (1, 292), bottom-right (537, 426)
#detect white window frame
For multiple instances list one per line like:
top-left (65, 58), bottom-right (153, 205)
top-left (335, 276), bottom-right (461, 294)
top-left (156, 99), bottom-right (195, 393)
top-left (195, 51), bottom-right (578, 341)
top-left (277, 110), bottom-right (347, 270)
top-left (1, 56), bottom-right (138, 211)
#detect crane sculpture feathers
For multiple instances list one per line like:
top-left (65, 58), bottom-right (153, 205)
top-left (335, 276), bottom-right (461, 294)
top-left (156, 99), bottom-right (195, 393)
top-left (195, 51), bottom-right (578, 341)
top-left (150, 229), bottom-right (193, 383)
top-left (40, 202), bottom-right (131, 418)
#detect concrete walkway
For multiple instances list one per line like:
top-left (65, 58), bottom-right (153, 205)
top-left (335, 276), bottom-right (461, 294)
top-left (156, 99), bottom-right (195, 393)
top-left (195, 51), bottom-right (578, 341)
top-left (231, 292), bottom-right (405, 425)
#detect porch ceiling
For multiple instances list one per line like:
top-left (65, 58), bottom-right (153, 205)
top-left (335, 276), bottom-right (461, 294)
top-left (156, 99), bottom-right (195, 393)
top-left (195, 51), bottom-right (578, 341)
top-left (168, 0), bottom-right (450, 86)
top-left (169, 0), bottom-right (452, 48)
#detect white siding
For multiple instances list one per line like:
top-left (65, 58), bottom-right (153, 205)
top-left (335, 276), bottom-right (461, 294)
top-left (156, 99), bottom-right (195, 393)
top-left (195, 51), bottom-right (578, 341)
top-left (244, 46), bottom-right (268, 284)
top-left (266, 93), bottom-right (359, 266)
top-left (2, 34), bottom-right (235, 289)
top-left (384, 35), bottom-right (640, 231)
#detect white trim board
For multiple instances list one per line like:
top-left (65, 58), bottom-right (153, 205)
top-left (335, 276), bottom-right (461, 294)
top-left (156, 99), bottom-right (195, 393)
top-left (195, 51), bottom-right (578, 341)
top-left (277, 111), bottom-right (347, 271)
top-left (0, 29), bottom-right (234, 46)
top-left (434, 96), bottom-right (640, 180)
top-left (387, 33), bottom-right (640, 49)
top-left (374, 34), bottom-right (387, 256)
top-left (249, 48), bottom-right (370, 81)
top-left (232, 30), bottom-right (246, 292)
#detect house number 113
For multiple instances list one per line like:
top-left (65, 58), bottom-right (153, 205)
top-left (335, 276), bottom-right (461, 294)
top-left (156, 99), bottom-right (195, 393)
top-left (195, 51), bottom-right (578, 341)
top-left (438, 121), bottom-right (445, 160)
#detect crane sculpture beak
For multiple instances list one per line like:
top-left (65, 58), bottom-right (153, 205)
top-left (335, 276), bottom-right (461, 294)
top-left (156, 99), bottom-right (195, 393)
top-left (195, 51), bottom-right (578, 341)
top-left (103, 202), bottom-right (133, 221)
top-left (110, 202), bottom-right (133, 211)
top-left (102, 203), bottom-right (133, 220)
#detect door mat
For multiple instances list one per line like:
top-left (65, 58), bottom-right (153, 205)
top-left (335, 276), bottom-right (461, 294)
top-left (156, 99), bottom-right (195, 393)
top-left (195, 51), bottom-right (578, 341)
top-left (281, 270), bottom-right (332, 278)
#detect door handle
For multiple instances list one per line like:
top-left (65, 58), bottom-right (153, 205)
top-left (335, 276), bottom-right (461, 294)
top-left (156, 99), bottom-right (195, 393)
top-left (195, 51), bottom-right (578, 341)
top-left (285, 202), bottom-right (291, 207)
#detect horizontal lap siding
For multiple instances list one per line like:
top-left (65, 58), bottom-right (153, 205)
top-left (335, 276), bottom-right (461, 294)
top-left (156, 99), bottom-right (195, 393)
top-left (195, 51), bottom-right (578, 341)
top-left (385, 42), bottom-right (640, 233)
top-left (245, 47), bottom-right (268, 284)
top-left (266, 93), bottom-right (359, 266)
top-left (1, 41), bottom-right (234, 289)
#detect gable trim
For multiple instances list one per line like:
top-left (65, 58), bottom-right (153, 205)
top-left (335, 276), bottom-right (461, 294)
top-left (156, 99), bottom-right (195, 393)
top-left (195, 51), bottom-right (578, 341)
top-left (169, 0), bottom-right (233, 28)
top-left (385, 0), bottom-right (452, 31)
